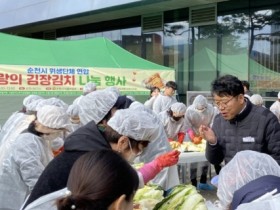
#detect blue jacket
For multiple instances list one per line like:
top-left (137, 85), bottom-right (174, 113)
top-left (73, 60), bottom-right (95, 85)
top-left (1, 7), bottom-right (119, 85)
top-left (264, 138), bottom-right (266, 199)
top-left (232, 175), bottom-right (280, 210)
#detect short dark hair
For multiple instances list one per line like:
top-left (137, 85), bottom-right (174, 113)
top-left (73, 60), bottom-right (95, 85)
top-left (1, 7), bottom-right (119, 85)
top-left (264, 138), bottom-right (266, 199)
top-left (103, 125), bottom-right (122, 144)
top-left (211, 75), bottom-right (244, 97)
top-left (150, 86), bottom-right (160, 95)
top-left (241, 80), bottom-right (250, 90)
top-left (149, 86), bottom-right (160, 99)
top-left (99, 96), bottom-right (133, 123)
top-left (113, 95), bottom-right (133, 110)
top-left (57, 150), bottom-right (139, 210)
top-left (165, 81), bottom-right (177, 90)
top-left (103, 125), bottom-right (149, 152)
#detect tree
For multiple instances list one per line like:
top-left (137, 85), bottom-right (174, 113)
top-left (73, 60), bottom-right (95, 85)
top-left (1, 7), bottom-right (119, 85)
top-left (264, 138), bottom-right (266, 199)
top-left (164, 9), bottom-right (280, 55)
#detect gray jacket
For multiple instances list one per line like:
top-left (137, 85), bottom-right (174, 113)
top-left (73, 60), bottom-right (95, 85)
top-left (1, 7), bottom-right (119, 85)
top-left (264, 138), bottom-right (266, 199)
top-left (206, 100), bottom-right (280, 165)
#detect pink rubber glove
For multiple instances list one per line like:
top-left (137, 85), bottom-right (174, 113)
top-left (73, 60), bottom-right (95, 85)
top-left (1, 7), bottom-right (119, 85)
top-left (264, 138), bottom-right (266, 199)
top-left (187, 128), bottom-right (195, 140)
top-left (168, 138), bottom-right (174, 142)
top-left (138, 150), bottom-right (181, 184)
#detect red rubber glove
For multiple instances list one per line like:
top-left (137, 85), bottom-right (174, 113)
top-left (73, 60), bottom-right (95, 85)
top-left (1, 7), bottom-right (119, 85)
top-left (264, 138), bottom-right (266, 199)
top-left (193, 136), bottom-right (202, 144)
top-left (52, 146), bottom-right (64, 157)
top-left (154, 150), bottom-right (181, 170)
top-left (177, 132), bottom-right (185, 144)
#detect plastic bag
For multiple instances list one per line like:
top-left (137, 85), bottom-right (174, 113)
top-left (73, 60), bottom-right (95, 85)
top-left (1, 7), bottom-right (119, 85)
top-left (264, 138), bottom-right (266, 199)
top-left (205, 200), bottom-right (222, 210)
top-left (217, 151), bottom-right (280, 209)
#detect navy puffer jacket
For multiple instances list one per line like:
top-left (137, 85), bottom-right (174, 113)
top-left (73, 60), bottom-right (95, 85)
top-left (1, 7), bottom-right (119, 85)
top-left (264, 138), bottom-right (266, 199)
top-left (206, 100), bottom-right (280, 165)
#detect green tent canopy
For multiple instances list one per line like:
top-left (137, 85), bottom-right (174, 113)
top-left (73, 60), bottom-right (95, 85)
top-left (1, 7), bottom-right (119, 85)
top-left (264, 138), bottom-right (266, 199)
top-left (0, 33), bottom-right (174, 96)
top-left (0, 32), bottom-right (171, 70)
top-left (206, 48), bottom-right (280, 78)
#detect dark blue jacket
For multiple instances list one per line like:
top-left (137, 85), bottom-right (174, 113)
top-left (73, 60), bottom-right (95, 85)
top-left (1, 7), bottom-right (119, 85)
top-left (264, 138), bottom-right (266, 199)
top-left (231, 175), bottom-right (280, 210)
top-left (206, 99), bottom-right (280, 165)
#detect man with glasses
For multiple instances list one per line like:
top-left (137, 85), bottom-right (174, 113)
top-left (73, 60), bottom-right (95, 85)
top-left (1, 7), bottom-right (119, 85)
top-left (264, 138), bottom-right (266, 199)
top-left (199, 74), bottom-right (280, 166)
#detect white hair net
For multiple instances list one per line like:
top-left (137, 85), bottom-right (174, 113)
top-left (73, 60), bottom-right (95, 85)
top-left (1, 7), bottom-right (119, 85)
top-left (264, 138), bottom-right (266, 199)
top-left (36, 98), bottom-right (68, 111)
top-left (170, 102), bottom-right (186, 116)
top-left (83, 82), bottom-right (97, 93)
top-left (25, 98), bottom-right (45, 112)
top-left (77, 89), bottom-right (118, 125)
top-left (126, 95), bottom-right (136, 102)
top-left (23, 95), bottom-right (43, 107)
top-left (250, 94), bottom-right (263, 106)
top-left (217, 150), bottom-right (280, 210)
top-left (105, 86), bottom-right (120, 96)
top-left (192, 95), bottom-right (208, 112)
top-left (37, 105), bottom-right (70, 129)
top-left (185, 95), bottom-right (218, 132)
top-left (66, 104), bottom-right (79, 118)
top-left (107, 108), bottom-right (159, 141)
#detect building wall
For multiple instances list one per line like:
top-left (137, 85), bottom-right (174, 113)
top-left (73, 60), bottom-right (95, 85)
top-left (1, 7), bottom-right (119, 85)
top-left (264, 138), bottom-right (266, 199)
top-left (54, 0), bottom-right (280, 98)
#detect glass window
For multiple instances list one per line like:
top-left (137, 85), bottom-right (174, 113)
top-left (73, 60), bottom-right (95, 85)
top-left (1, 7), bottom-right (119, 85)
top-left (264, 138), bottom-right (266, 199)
top-left (57, 34), bottom-right (86, 40)
top-left (121, 27), bottom-right (142, 57)
top-left (54, 1), bottom-right (280, 100)
top-left (218, 13), bottom-right (249, 55)
top-left (164, 21), bottom-right (189, 99)
top-left (103, 30), bottom-right (122, 43)
top-left (189, 25), bottom-right (218, 91)
top-left (85, 32), bottom-right (103, 39)
top-left (216, 12), bottom-right (250, 81)
top-left (142, 32), bottom-right (164, 65)
top-left (249, 7), bottom-right (280, 94)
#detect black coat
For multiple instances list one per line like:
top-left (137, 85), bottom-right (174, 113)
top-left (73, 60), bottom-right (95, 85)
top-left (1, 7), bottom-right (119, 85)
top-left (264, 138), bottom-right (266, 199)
top-left (23, 120), bottom-right (111, 208)
top-left (206, 99), bottom-right (280, 165)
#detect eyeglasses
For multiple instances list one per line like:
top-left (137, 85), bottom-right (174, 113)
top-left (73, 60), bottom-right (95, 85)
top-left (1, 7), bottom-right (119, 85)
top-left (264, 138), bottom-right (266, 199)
top-left (214, 96), bottom-right (236, 108)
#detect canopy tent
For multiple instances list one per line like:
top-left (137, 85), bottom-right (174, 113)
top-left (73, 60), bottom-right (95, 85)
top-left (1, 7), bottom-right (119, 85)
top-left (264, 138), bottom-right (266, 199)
top-left (193, 48), bottom-right (280, 91)
top-left (0, 32), bottom-right (174, 96)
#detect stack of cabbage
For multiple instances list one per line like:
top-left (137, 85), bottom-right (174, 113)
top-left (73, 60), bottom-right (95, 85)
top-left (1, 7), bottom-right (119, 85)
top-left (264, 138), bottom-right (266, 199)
top-left (153, 184), bottom-right (207, 210)
top-left (169, 140), bottom-right (206, 152)
top-left (134, 184), bottom-right (164, 210)
top-left (185, 140), bottom-right (206, 152)
top-left (134, 184), bottom-right (207, 210)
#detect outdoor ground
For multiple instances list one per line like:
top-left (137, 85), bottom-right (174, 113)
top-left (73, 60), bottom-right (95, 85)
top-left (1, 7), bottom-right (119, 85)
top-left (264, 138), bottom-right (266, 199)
top-left (200, 188), bottom-right (218, 203)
